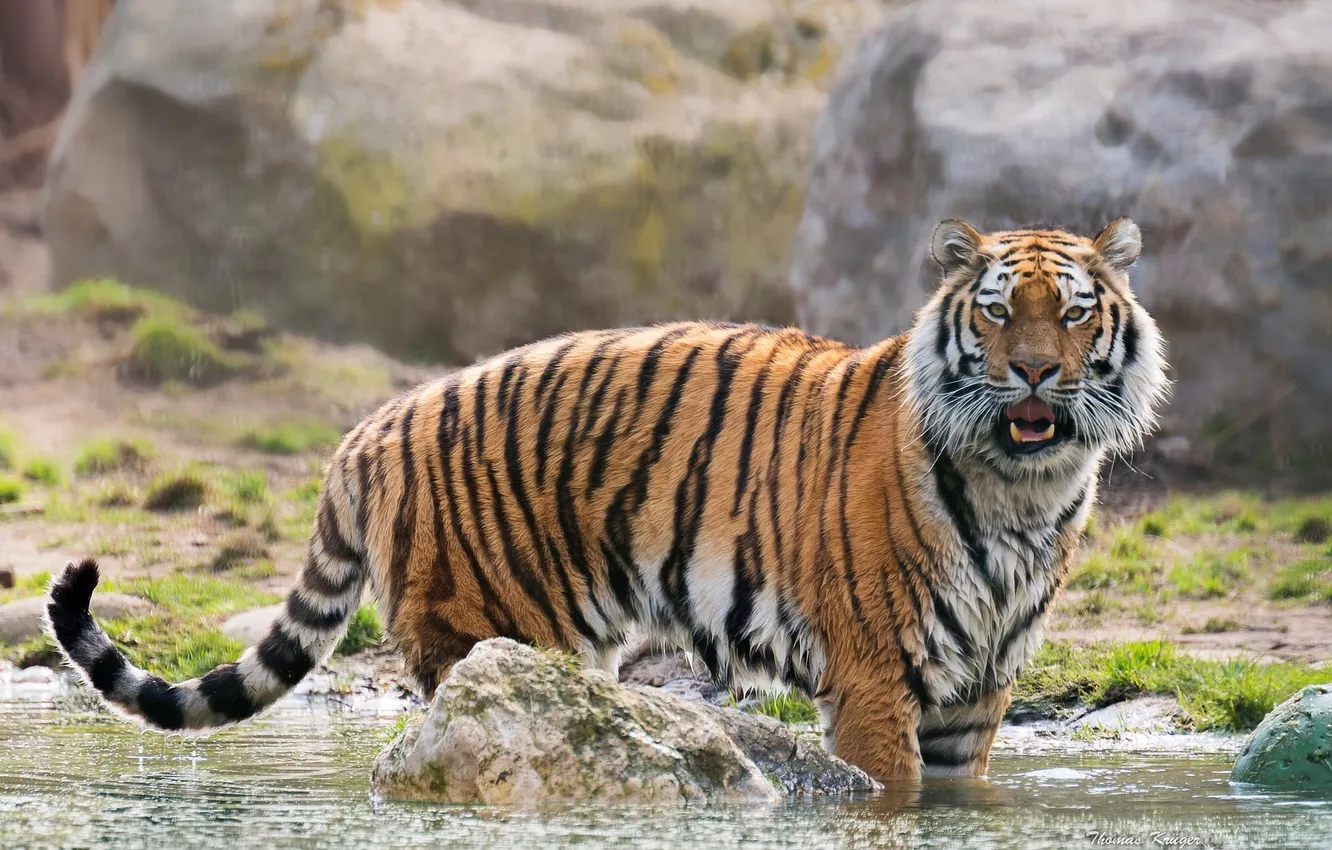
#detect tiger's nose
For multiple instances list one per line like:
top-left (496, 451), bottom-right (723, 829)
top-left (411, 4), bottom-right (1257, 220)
top-left (1012, 359), bottom-right (1057, 388)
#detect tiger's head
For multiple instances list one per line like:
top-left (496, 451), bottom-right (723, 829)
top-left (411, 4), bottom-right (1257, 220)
top-left (904, 218), bottom-right (1170, 477)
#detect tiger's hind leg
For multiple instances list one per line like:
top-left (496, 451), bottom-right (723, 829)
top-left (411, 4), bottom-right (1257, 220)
top-left (917, 688), bottom-right (1010, 778)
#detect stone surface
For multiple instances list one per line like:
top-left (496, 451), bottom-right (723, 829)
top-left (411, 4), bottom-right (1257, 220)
top-left (0, 592), bottom-right (153, 644)
top-left (45, 0), bottom-right (892, 364)
top-left (1231, 684), bottom-right (1332, 790)
top-left (789, 0), bottom-right (1332, 457)
top-left (371, 638), bottom-right (878, 803)
top-left (1068, 696), bottom-right (1186, 736)
top-left (219, 604), bottom-right (284, 647)
top-left (617, 637), bottom-right (727, 704)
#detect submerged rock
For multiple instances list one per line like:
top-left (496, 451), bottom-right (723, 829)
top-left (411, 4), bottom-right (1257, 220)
top-left (371, 638), bottom-right (878, 804)
top-left (1231, 684), bottom-right (1332, 791)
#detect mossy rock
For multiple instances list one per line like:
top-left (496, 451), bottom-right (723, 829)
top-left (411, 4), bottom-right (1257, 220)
top-left (1231, 684), bottom-right (1332, 791)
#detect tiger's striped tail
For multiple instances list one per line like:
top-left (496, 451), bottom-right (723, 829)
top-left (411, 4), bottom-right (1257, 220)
top-left (43, 486), bottom-right (366, 731)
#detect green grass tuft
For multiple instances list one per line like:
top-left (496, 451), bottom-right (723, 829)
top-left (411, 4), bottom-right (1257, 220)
top-left (223, 469), bottom-right (269, 505)
top-left (142, 468), bottom-right (208, 512)
top-left (108, 572), bottom-right (278, 618)
top-left (749, 691), bottom-right (819, 725)
top-left (1167, 551), bottom-right (1250, 599)
top-left (0, 428), bottom-right (16, 470)
top-left (336, 604), bottom-right (384, 655)
top-left (238, 422), bottom-right (342, 456)
top-left (73, 438), bottom-right (153, 477)
top-left (27, 278), bottom-right (182, 323)
top-left (21, 457), bottom-right (62, 486)
top-left (1267, 558), bottom-right (1332, 601)
top-left (210, 529), bottom-right (270, 572)
top-left (0, 475), bottom-right (22, 504)
top-left (1294, 514), bottom-right (1332, 545)
top-left (101, 616), bottom-right (244, 681)
top-left (1011, 639), bottom-right (1328, 732)
top-left (126, 317), bottom-right (240, 386)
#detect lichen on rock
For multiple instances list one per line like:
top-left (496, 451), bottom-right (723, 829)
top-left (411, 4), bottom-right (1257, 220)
top-left (371, 638), bottom-right (879, 804)
top-left (1231, 684), bottom-right (1332, 791)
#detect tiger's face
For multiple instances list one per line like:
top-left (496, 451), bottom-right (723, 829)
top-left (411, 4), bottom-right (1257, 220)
top-left (905, 218), bottom-right (1170, 476)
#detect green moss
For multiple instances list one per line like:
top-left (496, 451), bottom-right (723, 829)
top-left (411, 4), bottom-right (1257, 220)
top-left (127, 317), bottom-right (241, 386)
top-left (142, 467), bottom-right (208, 512)
top-left (239, 422), bottom-right (342, 455)
top-left (335, 604), bottom-right (384, 655)
top-left (21, 457), bottom-right (62, 486)
top-left (73, 438), bottom-right (153, 477)
top-left (0, 475), bottom-right (22, 504)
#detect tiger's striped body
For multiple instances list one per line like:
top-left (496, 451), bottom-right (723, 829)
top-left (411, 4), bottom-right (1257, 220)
top-left (46, 219), bottom-right (1169, 783)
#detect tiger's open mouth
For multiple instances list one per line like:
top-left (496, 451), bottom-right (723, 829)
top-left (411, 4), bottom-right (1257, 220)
top-left (995, 397), bottom-right (1070, 455)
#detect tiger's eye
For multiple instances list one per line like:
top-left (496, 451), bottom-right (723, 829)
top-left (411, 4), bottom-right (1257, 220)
top-left (1064, 306), bottom-right (1088, 322)
top-left (984, 304), bottom-right (1008, 322)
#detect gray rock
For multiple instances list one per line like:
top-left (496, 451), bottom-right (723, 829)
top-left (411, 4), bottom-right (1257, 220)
top-left (790, 0), bottom-right (1332, 455)
top-left (371, 638), bottom-right (878, 803)
top-left (1068, 696), bottom-right (1186, 736)
top-left (1231, 684), bottom-right (1332, 790)
top-left (0, 592), bottom-right (154, 645)
top-left (45, 0), bottom-right (891, 365)
top-left (219, 604), bottom-right (284, 647)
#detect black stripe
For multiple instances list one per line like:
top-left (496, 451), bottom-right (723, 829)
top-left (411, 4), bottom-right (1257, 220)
top-left (286, 593), bottom-right (348, 630)
top-left (931, 444), bottom-right (1000, 605)
top-left (301, 552), bottom-right (362, 598)
top-left (439, 383), bottom-right (510, 633)
top-left (731, 342), bottom-right (777, 517)
top-left (197, 663), bottom-right (255, 720)
top-left (919, 745), bottom-right (979, 767)
top-left (137, 677), bottom-right (186, 730)
top-left (423, 417), bottom-right (457, 601)
top-left (484, 462), bottom-right (569, 644)
top-left (495, 355), bottom-right (520, 416)
top-left (578, 352), bottom-right (623, 441)
top-left (765, 347), bottom-right (817, 576)
top-left (632, 326), bottom-right (692, 421)
top-left (89, 646), bottom-right (126, 694)
top-left (934, 292), bottom-right (955, 358)
top-left (535, 371), bottom-right (568, 487)
top-left (534, 339), bottom-right (578, 409)
top-left (458, 427), bottom-right (493, 560)
top-left (1120, 312), bottom-right (1139, 369)
top-left (918, 719), bottom-right (994, 742)
top-left (473, 374), bottom-right (488, 463)
top-left (257, 626), bottom-right (315, 687)
top-left (601, 347), bottom-right (702, 617)
top-left (316, 498), bottom-right (358, 564)
top-left (386, 403), bottom-right (418, 628)
top-left (585, 387), bottom-right (626, 494)
top-left (660, 332), bottom-right (757, 629)
top-left (512, 362), bottom-right (603, 641)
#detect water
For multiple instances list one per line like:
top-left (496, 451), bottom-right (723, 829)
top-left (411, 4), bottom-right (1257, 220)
top-left (2, 675), bottom-right (1330, 849)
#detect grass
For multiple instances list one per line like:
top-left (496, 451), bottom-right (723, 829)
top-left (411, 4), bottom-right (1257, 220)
top-left (210, 529), bottom-right (270, 571)
top-left (0, 428), bottom-right (16, 470)
top-left (1067, 530), bottom-right (1158, 592)
top-left (24, 278), bottom-right (181, 323)
top-left (238, 422), bottom-right (342, 456)
top-left (749, 691), bottom-right (820, 725)
top-left (223, 469), bottom-right (270, 505)
top-left (21, 457), bottom-right (62, 486)
top-left (1267, 557), bottom-right (1332, 601)
top-left (1167, 551), bottom-right (1251, 599)
top-left (3, 571), bottom-right (280, 678)
top-left (73, 438), bottom-right (153, 477)
top-left (1182, 616), bottom-right (1242, 634)
top-left (336, 604), bottom-right (384, 655)
top-left (0, 475), bottom-right (21, 504)
top-left (0, 570), bottom-right (51, 605)
top-left (143, 467), bottom-right (208, 512)
top-left (1010, 639), bottom-right (1329, 732)
top-left (383, 710), bottom-right (424, 743)
top-left (126, 316), bottom-right (241, 387)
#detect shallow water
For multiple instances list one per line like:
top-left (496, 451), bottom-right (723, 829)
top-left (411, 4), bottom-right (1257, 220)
top-left (2, 676), bottom-right (1330, 849)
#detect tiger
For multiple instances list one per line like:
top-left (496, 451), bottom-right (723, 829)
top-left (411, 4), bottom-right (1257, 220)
top-left (45, 217), bottom-right (1169, 783)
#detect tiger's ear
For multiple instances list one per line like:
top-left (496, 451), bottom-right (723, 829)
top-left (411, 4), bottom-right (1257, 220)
top-left (1092, 218), bottom-right (1142, 273)
top-left (931, 219), bottom-right (983, 276)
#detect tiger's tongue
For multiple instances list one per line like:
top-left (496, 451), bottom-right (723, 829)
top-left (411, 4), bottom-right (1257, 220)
top-left (1006, 397), bottom-right (1056, 442)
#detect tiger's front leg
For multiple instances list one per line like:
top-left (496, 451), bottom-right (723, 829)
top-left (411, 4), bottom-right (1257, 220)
top-left (817, 669), bottom-right (925, 782)
top-left (917, 688), bottom-right (1011, 778)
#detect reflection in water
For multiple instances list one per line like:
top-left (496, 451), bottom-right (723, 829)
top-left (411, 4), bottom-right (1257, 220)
top-left (1, 679), bottom-right (1329, 849)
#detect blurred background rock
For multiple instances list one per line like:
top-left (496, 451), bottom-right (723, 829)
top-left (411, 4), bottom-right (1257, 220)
top-left (5, 0), bottom-right (1330, 479)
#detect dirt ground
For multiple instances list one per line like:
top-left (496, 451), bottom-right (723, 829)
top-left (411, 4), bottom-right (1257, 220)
top-left (2, 187), bottom-right (1329, 667)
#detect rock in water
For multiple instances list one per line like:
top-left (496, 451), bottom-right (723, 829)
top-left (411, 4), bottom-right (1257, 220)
top-left (1231, 685), bottom-right (1332, 791)
top-left (789, 0), bottom-right (1332, 456)
top-left (371, 638), bottom-right (879, 803)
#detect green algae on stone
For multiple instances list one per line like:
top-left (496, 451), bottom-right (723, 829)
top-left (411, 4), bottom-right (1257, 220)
top-left (1231, 684), bottom-right (1332, 790)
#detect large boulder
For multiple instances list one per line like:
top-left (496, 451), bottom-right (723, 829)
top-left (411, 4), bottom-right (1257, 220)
top-left (371, 638), bottom-right (878, 803)
top-left (44, 0), bottom-right (892, 364)
top-left (1231, 684), bottom-right (1332, 791)
top-left (789, 0), bottom-right (1332, 461)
